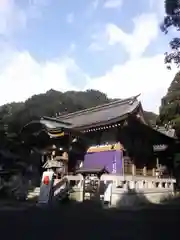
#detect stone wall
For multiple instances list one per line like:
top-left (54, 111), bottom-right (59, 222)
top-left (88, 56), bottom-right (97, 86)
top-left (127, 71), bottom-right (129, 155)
top-left (37, 173), bottom-right (176, 207)
top-left (68, 175), bottom-right (176, 207)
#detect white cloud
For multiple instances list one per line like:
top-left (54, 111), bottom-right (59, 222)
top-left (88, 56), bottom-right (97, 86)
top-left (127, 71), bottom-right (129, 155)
top-left (87, 2), bottom-right (177, 113)
top-left (84, 54), bottom-right (177, 113)
top-left (85, 7), bottom-right (175, 113)
top-left (0, 0), bottom-right (175, 115)
top-left (0, 47), bottom-right (176, 113)
top-left (0, 0), bottom-right (27, 35)
top-left (0, 50), bottom-right (80, 105)
top-left (88, 31), bottom-right (108, 51)
top-left (107, 13), bottom-right (159, 59)
top-left (103, 0), bottom-right (123, 9)
top-left (0, 0), bottom-right (49, 35)
top-left (90, 13), bottom-right (159, 59)
top-left (149, 0), bottom-right (165, 19)
top-left (66, 13), bottom-right (74, 24)
top-left (0, 0), bottom-right (79, 106)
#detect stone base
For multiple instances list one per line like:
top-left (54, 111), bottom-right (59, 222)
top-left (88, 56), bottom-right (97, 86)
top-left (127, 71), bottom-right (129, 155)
top-left (111, 190), bottom-right (174, 207)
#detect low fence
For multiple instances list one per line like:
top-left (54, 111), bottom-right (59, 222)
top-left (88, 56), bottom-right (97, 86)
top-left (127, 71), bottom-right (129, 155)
top-left (48, 174), bottom-right (176, 207)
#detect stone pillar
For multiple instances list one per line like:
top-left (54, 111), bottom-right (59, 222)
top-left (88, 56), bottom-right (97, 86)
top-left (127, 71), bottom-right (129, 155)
top-left (132, 164), bottom-right (136, 176)
top-left (144, 181), bottom-right (148, 188)
top-left (124, 181), bottom-right (129, 190)
top-left (143, 166), bottom-right (147, 176)
top-left (169, 182), bottom-right (174, 190)
top-left (147, 181), bottom-right (154, 189)
top-left (129, 181), bottom-right (136, 189)
top-left (152, 168), bottom-right (156, 177)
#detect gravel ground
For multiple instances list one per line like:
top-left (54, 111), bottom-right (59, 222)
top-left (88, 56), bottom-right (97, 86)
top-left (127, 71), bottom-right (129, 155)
top-left (0, 201), bottom-right (179, 240)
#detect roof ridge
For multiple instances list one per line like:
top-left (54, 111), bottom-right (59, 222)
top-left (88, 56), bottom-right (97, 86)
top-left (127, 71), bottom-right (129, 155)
top-left (42, 116), bottom-right (72, 125)
top-left (58, 94), bottom-right (140, 119)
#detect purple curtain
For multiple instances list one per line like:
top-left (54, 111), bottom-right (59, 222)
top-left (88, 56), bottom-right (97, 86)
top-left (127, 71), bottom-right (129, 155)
top-left (83, 150), bottom-right (123, 174)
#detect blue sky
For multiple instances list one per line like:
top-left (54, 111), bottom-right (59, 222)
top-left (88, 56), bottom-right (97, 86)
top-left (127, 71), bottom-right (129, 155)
top-left (0, 0), bottom-right (178, 113)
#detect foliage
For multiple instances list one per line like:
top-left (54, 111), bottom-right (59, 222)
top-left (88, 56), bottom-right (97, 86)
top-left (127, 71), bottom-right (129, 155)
top-left (158, 71), bottom-right (180, 136)
top-left (161, 0), bottom-right (180, 67)
top-left (0, 89), bottom-right (110, 136)
top-left (143, 111), bottom-right (157, 126)
top-left (0, 89), bottom-right (157, 142)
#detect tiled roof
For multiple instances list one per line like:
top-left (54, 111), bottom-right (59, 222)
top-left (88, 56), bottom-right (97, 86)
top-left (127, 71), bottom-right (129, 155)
top-left (21, 95), bottom-right (177, 141)
top-left (20, 117), bottom-right (73, 138)
top-left (57, 95), bottom-right (141, 129)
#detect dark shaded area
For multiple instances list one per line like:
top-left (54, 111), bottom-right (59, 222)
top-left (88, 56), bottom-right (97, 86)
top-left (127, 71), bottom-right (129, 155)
top-left (115, 188), bottom-right (154, 207)
top-left (0, 189), bottom-right (179, 240)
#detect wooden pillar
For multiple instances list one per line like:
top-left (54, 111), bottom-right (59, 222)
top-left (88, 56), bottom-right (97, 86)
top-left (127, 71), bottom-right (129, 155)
top-left (100, 130), bottom-right (103, 145)
top-left (62, 152), bottom-right (68, 175)
top-left (122, 156), bottom-right (125, 176)
top-left (67, 133), bottom-right (72, 173)
top-left (156, 157), bottom-right (159, 168)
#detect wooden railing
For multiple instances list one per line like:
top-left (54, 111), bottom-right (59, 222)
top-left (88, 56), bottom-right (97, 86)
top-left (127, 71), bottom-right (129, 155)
top-left (123, 160), bottom-right (171, 178)
top-left (124, 166), bottom-right (170, 178)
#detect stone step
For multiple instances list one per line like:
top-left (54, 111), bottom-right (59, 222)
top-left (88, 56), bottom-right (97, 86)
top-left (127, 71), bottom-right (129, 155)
top-left (27, 187), bottom-right (40, 199)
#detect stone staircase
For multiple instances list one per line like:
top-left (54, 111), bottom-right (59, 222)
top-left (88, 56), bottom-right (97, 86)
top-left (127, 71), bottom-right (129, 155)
top-left (27, 187), bottom-right (40, 201)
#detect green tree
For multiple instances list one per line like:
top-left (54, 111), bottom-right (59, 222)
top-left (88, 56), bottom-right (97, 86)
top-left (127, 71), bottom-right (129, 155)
top-left (0, 102), bottom-right (24, 145)
top-left (0, 89), bottom-right (157, 137)
top-left (158, 71), bottom-right (180, 136)
top-left (161, 0), bottom-right (180, 67)
top-left (4, 89), bottom-right (110, 134)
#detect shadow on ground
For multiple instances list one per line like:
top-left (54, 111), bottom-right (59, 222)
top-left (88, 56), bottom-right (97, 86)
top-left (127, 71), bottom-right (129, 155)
top-left (0, 188), bottom-right (179, 240)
